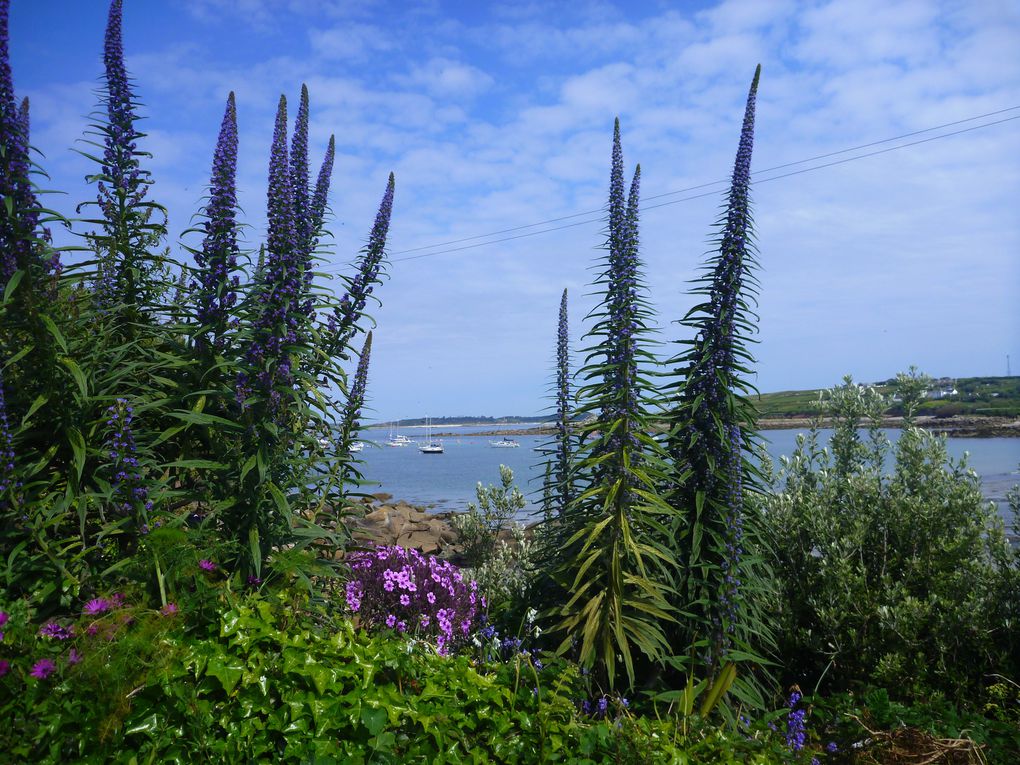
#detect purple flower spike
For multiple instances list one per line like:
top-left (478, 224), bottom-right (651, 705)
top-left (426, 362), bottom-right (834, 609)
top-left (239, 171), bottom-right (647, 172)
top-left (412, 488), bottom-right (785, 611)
top-left (335, 332), bottom-right (372, 473)
top-left (0, 659), bottom-right (9, 676)
top-left (159, 602), bottom-right (179, 617)
top-left (193, 91), bottom-right (240, 350)
top-left (0, 0), bottom-right (54, 285)
top-left (553, 288), bottom-right (572, 513)
top-left (290, 84), bottom-right (311, 266)
top-left (68, 648), bottom-right (83, 666)
top-left (30, 658), bottom-right (56, 679)
top-left (310, 134), bottom-right (335, 238)
top-left (199, 558), bottom-right (217, 572)
top-left (330, 174), bottom-right (394, 353)
top-left (664, 65), bottom-right (761, 667)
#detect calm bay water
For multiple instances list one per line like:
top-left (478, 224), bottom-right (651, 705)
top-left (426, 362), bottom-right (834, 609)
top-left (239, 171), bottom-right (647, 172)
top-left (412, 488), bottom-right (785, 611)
top-left (356, 425), bottom-right (1020, 527)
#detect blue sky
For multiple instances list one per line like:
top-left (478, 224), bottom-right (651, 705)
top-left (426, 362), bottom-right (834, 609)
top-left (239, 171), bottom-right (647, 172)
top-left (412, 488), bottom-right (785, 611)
top-left (9, 0), bottom-right (1020, 421)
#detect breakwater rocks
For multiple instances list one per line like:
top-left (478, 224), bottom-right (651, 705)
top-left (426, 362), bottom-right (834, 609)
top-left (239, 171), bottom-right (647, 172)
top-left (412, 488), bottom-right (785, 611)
top-left (344, 494), bottom-right (460, 555)
top-left (342, 494), bottom-right (531, 562)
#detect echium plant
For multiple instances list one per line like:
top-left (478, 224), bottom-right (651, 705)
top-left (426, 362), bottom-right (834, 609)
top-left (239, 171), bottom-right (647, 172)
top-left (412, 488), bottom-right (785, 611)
top-left (328, 173), bottom-right (394, 356)
top-left (241, 94), bottom-right (303, 413)
top-left (662, 65), bottom-right (772, 679)
top-left (190, 92), bottom-right (240, 352)
top-left (0, 0), bottom-right (56, 289)
top-left (552, 288), bottom-right (573, 514)
top-left (0, 0), bottom-right (61, 410)
top-left (85, 0), bottom-right (168, 318)
top-left (542, 120), bottom-right (676, 691)
top-left (333, 331), bottom-right (372, 491)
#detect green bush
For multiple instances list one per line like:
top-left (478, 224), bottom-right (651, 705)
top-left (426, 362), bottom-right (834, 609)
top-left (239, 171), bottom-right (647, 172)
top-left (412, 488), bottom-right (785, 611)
top-left (763, 375), bottom-right (1019, 701)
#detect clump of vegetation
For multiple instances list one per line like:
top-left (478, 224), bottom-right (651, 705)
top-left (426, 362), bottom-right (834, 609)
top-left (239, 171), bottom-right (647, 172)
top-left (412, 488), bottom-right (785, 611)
top-left (763, 375), bottom-right (1020, 701)
top-left (451, 465), bottom-right (534, 612)
top-left (1, 2), bottom-right (1017, 762)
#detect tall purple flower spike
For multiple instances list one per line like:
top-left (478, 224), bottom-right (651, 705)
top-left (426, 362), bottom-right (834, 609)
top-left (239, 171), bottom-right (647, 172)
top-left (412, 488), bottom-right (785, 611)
top-left (245, 95), bottom-right (301, 408)
top-left (310, 135), bottom-right (335, 239)
top-left (668, 65), bottom-right (761, 664)
top-left (290, 84), bottom-right (311, 268)
top-left (554, 288), bottom-right (572, 513)
top-left (0, 0), bottom-right (53, 283)
top-left (101, 0), bottom-right (142, 207)
top-left (330, 173), bottom-right (394, 354)
top-left (93, 0), bottom-right (149, 309)
top-left (194, 92), bottom-right (240, 348)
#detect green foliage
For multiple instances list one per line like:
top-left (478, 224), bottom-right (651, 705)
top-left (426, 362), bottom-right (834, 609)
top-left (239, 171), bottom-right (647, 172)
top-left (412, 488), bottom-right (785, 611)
top-left (0, 593), bottom-right (813, 764)
top-left (538, 122), bottom-right (678, 692)
top-left (453, 464), bottom-right (525, 567)
top-left (764, 374), bottom-right (1020, 701)
top-left (0, 3), bottom-right (386, 614)
top-left (452, 465), bottom-right (534, 615)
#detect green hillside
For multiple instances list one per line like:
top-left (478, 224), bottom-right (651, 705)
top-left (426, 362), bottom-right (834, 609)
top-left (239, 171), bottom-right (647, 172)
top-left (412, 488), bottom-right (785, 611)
top-left (754, 376), bottom-right (1020, 419)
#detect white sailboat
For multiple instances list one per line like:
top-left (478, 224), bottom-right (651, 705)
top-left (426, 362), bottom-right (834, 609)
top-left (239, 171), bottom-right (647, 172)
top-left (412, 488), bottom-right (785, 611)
top-left (419, 417), bottom-right (444, 454)
top-left (490, 420), bottom-right (519, 448)
top-left (385, 422), bottom-right (412, 447)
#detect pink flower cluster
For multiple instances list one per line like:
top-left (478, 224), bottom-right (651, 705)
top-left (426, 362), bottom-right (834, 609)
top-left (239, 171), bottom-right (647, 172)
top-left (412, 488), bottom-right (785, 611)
top-left (344, 546), bottom-right (484, 655)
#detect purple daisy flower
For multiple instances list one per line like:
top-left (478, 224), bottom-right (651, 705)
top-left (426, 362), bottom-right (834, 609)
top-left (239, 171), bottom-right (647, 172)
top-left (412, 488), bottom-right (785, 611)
top-left (83, 598), bottom-right (112, 615)
top-left (29, 658), bottom-right (56, 679)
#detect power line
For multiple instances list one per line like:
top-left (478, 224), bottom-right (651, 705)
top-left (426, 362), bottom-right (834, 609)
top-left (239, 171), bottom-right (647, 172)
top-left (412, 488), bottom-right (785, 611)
top-left (321, 106), bottom-right (1019, 270)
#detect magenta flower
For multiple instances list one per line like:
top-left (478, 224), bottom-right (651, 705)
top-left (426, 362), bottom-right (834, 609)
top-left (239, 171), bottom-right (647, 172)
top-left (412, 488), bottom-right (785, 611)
top-left (199, 558), bottom-right (216, 572)
top-left (29, 658), bottom-right (56, 679)
top-left (67, 648), bottom-right (82, 666)
top-left (159, 602), bottom-right (179, 617)
top-left (0, 659), bottom-right (8, 676)
top-left (39, 621), bottom-right (73, 640)
top-left (0, 611), bottom-right (8, 627)
top-left (83, 598), bottom-right (112, 615)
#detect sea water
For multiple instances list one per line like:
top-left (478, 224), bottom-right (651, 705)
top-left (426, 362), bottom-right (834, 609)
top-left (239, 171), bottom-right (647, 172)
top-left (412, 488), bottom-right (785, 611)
top-left (355, 425), bottom-right (1020, 528)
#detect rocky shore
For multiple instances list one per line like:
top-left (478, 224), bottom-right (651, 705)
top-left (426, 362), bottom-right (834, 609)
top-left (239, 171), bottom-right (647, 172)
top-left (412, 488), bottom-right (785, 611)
top-left (342, 494), bottom-right (529, 561)
top-left (757, 414), bottom-right (1020, 438)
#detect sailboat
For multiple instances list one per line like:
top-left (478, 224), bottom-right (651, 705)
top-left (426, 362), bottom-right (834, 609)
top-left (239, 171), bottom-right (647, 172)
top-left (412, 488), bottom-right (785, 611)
top-left (490, 419), bottom-right (519, 448)
top-left (385, 422), bottom-right (412, 447)
top-left (419, 417), bottom-right (444, 454)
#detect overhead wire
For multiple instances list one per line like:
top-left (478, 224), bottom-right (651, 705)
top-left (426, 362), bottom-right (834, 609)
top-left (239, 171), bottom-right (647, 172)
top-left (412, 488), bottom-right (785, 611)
top-left (319, 106), bottom-right (1020, 271)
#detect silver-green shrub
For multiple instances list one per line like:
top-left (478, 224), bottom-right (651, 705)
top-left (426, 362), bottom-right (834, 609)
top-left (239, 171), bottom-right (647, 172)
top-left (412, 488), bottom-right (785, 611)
top-left (764, 374), bottom-right (1019, 700)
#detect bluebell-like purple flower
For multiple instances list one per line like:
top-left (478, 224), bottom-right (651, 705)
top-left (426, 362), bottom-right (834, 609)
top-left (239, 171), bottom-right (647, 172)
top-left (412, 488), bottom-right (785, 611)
top-left (330, 174), bottom-right (394, 354)
top-left (193, 92), bottom-right (240, 349)
top-left (785, 691), bottom-right (807, 751)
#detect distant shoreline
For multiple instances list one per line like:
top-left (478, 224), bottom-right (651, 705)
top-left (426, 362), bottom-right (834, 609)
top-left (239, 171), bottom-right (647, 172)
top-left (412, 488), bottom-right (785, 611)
top-left (408, 414), bottom-right (1020, 439)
